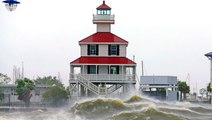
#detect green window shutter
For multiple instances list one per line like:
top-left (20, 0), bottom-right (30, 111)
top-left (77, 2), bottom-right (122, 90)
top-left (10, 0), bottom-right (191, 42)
top-left (87, 45), bottom-right (90, 55)
top-left (108, 45), bottom-right (111, 55)
top-left (87, 65), bottom-right (90, 74)
top-left (96, 45), bottom-right (99, 55)
top-left (117, 66), bottom-right (119, 74)
top-left (117, 45), bottom-right (119, 55)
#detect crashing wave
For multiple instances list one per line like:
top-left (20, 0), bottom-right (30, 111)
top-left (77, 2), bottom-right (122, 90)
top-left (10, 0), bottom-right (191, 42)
top-left (70, 94), bottom-right (212, 120)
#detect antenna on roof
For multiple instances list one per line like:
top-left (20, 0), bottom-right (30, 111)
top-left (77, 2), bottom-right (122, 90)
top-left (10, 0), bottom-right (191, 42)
top-left (133, 55), bottom-right (135, 61)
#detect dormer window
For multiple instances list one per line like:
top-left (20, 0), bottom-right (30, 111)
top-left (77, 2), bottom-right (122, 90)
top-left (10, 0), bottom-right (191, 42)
top-left (88, 44), bottom-right (99, 55)
top-left (108, 45), bottom-right (119, 55)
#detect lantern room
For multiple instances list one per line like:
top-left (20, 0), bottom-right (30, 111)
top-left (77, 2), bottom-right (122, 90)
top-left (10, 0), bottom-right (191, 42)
top-left (2, 0), bottom-right (20, 11)
top-left (97, 1), bottom-right (111, 15)
top-left (93, 0), bottom-right (114, 26)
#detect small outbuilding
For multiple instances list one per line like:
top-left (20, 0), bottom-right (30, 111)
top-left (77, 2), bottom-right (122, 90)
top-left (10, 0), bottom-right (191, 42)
top-left (140, 76), bottom-right (178, 101)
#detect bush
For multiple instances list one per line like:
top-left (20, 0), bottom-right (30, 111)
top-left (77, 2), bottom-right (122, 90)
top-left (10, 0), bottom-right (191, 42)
top-left (43, 86), bottom-right (68, 107)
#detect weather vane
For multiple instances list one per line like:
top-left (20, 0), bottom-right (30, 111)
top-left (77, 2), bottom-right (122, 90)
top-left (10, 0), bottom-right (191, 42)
top-left (2, 0), bottom-right (20, 11)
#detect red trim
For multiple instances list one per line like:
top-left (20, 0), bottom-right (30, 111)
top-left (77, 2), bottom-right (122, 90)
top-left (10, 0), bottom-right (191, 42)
top-left (97, 1), bottom-right (111, 10)
top-left (79, 32), bottom-right (128, 43)
top-left (70, 56), bottom-right (136, 65)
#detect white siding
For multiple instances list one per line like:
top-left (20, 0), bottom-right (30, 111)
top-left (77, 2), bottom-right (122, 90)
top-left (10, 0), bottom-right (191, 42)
top-left (99, 66), bottom-right (108, 74)
top-left (81, 45), bottom-right (87, 56)
top-left (81, 66), bottom-right (125, 74)
top-left (83, 66), bottom-right (87, 74)
top-left (99, 44), bottom-right (127, 56)
top-left (99, 45), bottom-right (108, 56)
top-left (119, 66), bottom-right (124, 74)
top-left (119, 45), bottom-right (127, 56)
top-left (103, 66), bottom-right (126, 74)
top-left (97, 24), bottom-right (111, 32)
top-left (80, 44), bottom-right (127, 56)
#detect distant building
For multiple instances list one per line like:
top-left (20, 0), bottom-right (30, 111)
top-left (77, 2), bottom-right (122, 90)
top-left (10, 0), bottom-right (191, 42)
top-left (69, 1), bottom-right (136, 98)
top-left (0, 84), bottom-right (50, 106)
top-left (140, 76), bottom-right (178, 101)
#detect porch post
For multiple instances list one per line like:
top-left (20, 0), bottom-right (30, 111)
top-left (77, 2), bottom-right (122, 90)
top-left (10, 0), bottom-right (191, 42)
top-left (122, 65), bottom-right (124, 81)
top-left (86, 88), bottom-right (88, 97)
top-left (82, 65), bottom-right (84, 75)
top-left (77, 80), bottom-right (79, 100)
top-left (166, 87), bottom-right (168, 101)
top-left (109, 65), bottom-right (111, 81)
top-left (70, 65), bottom-right (74, 80)
top-left (133, 66), bottom-right (136, 81)
top-left (96, 65), bottom-right (97, 80)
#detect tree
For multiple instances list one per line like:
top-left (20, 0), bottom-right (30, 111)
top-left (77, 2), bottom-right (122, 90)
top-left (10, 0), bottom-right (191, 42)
top-left (66, 86), bottom-right (71, 96)
top-left (42, 86), bottom-right (68, 106)
top-left (207, 83), bottom-right (211, 93)
top-left (35, 76), bottom-right (63, 87)
top-left (0, 90), bottom-right (4, 101)
top-left (207, 83), bottom-right (211, 101)
top-left (0, 73), bottom-right (11, 84)
top-left (177, 81), bottom-right (190, 101)
top-left (16, 78), bottom-right (35, 107)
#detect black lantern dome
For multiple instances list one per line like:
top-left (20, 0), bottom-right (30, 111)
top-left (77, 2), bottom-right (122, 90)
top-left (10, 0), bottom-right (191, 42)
top-left (3, 0), bottom-right (20, 11)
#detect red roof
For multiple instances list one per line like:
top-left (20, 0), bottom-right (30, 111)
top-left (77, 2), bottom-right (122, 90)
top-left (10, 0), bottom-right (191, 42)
top-left (97, 1), bottom-right (111, 10)
top-left (79, 32), bottom-right (128, 43)
top-left (70, 56), bottom-right (136, 65)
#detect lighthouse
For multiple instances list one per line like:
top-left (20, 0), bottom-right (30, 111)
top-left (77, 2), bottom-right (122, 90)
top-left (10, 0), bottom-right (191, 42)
top-left (69, 1), bottom-right (136, 97)
top-left (93, 0), bottom-right (114, 32)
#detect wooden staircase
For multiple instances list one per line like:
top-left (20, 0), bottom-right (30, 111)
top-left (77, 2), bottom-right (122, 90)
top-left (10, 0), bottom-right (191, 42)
top-left (74, 74), bottom-right (122, 96)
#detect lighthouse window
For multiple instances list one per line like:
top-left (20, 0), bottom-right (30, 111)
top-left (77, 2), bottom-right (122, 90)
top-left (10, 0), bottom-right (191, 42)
top-left (88, 65), bottom-right (98, 74)
top-left (97, 10), bottom-right (102, 15)
top-left (109, 45), bottom-right (119, 55)
top-left (109, 66), bottom-right (119, 74)
top-left (88, 44), bottom-right (98, 55)
top-left (97, 10), bottom-right (111, 15)
top-left (106, 10), bottom-right (111, 14)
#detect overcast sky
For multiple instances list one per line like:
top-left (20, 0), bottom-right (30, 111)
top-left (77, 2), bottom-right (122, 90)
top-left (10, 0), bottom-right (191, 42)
top-left (0, 0), bottom-right (212, 94)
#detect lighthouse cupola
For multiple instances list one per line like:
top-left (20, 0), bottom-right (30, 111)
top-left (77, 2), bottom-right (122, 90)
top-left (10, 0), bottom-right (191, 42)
top-left (93, 0), bottom-right (115, 32)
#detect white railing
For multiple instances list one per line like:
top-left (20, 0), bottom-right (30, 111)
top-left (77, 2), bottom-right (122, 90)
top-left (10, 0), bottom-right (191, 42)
top-left (70, 74), bottom-right (135, 95)
top-left (75, 75), bottom-right (109, 95)
top-left (77, 74), bottom-right (136, 81)
top-left (77, 75), bottom-right (99, 94)
top-left (93, 14), bottom-right (115, 21)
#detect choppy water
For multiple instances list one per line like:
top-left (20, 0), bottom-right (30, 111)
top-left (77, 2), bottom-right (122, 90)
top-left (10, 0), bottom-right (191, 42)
top-left (1, 94), bottom-right (212, 120)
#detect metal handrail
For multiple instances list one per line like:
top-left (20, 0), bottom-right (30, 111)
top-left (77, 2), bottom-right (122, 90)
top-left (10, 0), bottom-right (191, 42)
top-left (70, 74), bottom-right (133, 95)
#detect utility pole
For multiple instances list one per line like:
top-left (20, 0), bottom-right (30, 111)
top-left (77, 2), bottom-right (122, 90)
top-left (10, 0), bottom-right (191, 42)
top-left (133, 55), bottom-right (135, 62)
top-left (141, 61), bottom-right (144, 76)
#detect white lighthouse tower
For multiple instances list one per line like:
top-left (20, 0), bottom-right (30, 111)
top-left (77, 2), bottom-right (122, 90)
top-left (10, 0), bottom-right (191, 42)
top-left (69, 1), bottom-right (136, 97)
top-left (93, 0), bottom-right (114, 32)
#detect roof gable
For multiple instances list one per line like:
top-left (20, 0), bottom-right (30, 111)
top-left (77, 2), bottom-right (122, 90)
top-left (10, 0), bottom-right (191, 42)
top-left (79, 32), bottom-right (128, 43)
